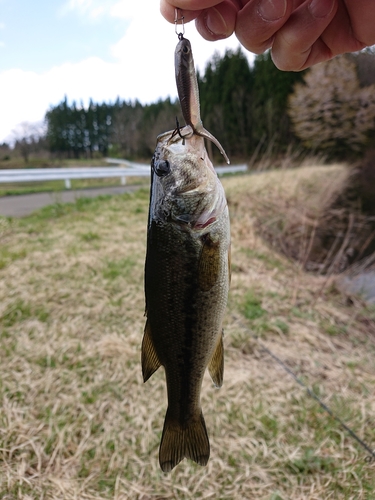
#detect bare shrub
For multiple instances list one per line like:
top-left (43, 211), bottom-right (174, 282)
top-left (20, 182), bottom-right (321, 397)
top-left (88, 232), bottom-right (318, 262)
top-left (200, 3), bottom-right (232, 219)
top-left (288, 55), bottom-right (375, 158)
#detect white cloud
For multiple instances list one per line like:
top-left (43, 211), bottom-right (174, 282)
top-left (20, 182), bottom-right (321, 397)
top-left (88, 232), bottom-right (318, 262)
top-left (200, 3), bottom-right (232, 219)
top-left (0, 59), bottom-right (125, 143)
top-left (110, 0), bottom-right (143, 20)
top-left (59, 0), bottom-right (107, 19)
top-left (0, 0), bottom-right (254, 143)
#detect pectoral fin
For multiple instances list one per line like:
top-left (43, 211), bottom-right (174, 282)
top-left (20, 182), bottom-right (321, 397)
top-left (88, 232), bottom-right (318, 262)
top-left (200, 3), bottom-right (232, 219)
top-left (198, 234), bottom-right (220, 292)
top-left (141, 320), bottom-right (161, 382)
top-left (208, 330), bottom-right (224, 388)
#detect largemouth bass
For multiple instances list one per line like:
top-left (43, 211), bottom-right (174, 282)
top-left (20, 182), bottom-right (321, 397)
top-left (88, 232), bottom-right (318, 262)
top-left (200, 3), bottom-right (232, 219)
top-left (175, 36), bottom-right (230, 165)
top-left (142, 126), bottom-right (231, 472)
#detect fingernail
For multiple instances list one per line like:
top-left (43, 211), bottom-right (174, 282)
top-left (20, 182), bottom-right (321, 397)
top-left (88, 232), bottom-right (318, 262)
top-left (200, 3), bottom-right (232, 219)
top-left (309, 0), bottom-right (335, 18)
top-left (205, 7), bottom-right (228, 36)
top-left (258, 0), bottom-right (287, 22)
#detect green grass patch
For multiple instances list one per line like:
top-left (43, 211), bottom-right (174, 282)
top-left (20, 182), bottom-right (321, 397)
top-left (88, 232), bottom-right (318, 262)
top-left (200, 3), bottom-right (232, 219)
top-left (273, 319), bottom-right (289, 334)
top-left (243, 248), bottom-right (286, 271)
top-left (0, 299), bottom-right (49, 327)
top-left (0, 247), bottom-right (27, 269)
top-left (102, 257), bottom-right (137, 280)
top-left (243, 290), bottom-right (266, 321)
top-left (287, 448), bottom-right (336, 475)
top-left (322, 320), bottom-right (348, 336)
top-left (80, 231), bottom-right (100, 242)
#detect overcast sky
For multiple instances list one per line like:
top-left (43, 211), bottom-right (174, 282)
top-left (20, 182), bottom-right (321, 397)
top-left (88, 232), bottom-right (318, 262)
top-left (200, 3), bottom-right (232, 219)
top-left (0, 0), bottom-right (254, 144)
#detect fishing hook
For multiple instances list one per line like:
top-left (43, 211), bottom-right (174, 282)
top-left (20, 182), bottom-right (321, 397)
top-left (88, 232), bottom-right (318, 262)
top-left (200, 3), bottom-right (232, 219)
top-left (170, 117), bottom-right (186, 145)
top-left (174, 8), bottom-right (185, 38)
top-left (175, 117), bottom-right (185, 143)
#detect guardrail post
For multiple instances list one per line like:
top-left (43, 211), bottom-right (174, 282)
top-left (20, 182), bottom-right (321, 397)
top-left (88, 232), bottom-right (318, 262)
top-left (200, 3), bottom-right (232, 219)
top-left (121, 176), bottom-right (126, 185)
top-left (65, 179), bottom-right (71, 189)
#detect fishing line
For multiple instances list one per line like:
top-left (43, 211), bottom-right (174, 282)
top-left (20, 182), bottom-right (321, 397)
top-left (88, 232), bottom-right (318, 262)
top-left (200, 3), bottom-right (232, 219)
top-left (174, 8), bottom-right (185, 38)
top-left (232, 315), bottom-right (375, 462)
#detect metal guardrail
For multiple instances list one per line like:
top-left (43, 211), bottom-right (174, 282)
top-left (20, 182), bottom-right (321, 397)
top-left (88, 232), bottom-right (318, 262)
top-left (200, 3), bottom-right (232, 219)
top-left (0, 160), bottom-right (248, 189)
top-left (0, 162), bottom-right (150, 189)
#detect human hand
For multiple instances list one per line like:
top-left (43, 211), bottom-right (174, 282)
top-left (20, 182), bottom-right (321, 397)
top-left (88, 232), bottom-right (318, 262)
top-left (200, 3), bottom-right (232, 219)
top-left (160, 0), bottom-right (375, 71)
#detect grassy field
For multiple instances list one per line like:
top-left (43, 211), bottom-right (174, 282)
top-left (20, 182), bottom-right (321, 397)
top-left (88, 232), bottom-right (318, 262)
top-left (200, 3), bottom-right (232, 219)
top-left (0, 165), bottom-right (374, 499)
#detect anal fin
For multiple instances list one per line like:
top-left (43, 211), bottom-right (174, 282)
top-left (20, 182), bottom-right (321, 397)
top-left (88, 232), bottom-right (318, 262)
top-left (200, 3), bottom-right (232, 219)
top-left (141, 319), bottom-right (161, 382)
top-left (208, 330), bottom-right (224, 388)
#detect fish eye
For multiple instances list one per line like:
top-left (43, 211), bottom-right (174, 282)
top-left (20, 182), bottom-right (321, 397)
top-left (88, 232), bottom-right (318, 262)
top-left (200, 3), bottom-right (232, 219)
top-left (183, 45), bottom-right (189, 54)
top-left (154, 160), bottom-right (170, 177)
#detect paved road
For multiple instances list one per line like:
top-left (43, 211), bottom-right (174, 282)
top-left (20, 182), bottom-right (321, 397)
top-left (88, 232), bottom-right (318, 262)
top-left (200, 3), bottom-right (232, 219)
top-left (0, 185), bottom-right (145, 218)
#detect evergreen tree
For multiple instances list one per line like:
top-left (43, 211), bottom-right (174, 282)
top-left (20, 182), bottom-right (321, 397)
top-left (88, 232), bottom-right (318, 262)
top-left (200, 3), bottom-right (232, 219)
top-left (111, 100), bottom-right (144, 158)
top-left (198, 49), bottom-right (253, 160)
top-left (251, 51), bottom-right (305, 152)
top-left (46, 97), bottom-right (179, 159)
top-left (46, 96), bottom-right (70, 156)
top-left (139, 98), bottom-right (181, 157)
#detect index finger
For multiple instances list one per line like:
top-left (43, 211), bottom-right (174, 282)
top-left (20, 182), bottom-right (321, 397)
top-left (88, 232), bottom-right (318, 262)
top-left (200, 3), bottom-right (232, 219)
top-left (235, 0), bottom-right (294, 54)
top-left (271, 0), bottom-right (338, 70)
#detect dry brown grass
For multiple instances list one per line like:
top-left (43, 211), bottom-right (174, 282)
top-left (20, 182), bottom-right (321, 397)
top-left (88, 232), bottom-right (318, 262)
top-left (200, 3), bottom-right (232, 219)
top-left (249, 162), bottom-right (375, 274)
top-left (1, 167), bottom-right (375, 499)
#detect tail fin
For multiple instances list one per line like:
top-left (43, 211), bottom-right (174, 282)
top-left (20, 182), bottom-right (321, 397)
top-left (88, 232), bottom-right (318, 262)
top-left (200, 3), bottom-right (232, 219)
top-left (159, 408), bottom-right (210, 472)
